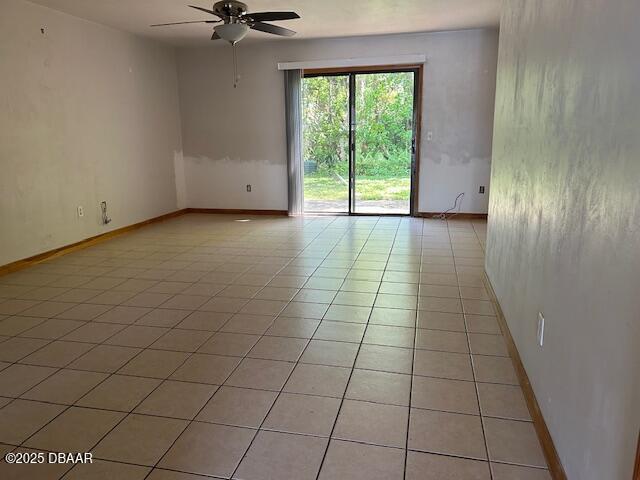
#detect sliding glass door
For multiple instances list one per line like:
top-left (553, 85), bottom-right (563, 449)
top-left (302, 68), bottom-right (418, 215)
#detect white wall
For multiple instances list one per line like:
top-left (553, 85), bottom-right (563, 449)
top-left (0, 0), bottom-right (183, 266)
top-left (486, 0), bottom-right (640, 479)
top-left (176, 29), bottom-right (498, 213)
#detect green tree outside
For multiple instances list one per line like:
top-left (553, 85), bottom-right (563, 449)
top-left (302, 72), bottom-right (414, 202)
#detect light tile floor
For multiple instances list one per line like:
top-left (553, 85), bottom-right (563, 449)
top-left (0, 214), bottom-right (551, 479)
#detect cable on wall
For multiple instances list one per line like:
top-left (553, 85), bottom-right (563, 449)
top-left (100, 201), bottom-right (112, 225)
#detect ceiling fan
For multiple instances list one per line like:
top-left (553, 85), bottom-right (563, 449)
top-left (151, 1), bottom-right (301, 45)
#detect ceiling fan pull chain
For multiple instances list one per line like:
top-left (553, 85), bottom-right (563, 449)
top-left (232, 42), bottom-right (239, 88)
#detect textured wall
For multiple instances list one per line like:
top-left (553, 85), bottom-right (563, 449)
top-left (176, 29), bottom-right (498, 212)
top-left (486, 0), bottom-right (640, 478)
top-left (0, 0), bottom-right (183, 265)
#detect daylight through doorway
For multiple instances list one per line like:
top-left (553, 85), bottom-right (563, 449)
top-left (302, 69), bottom-right (418, 215)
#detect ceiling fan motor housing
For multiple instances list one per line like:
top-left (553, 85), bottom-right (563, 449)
top-left (213, 1), bottom-right (249, 23)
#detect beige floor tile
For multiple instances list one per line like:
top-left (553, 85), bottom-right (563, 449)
top-left (225, 358), bottom-right (294, 391)
top-left (264, 317), bottom-right (319, 338)
top-left (284, 363), bottom-right (350, 398)
top-left (170, 353), bottom-right (240, 385)
top-left (379, 281), bottom-right (419, 295)
top-left (477, 383), bottom-right (530, 420)
top-left (135, 380), bottom-right (217, 420)
top-left (0, 337), bottom-right (50, 362)
top-left (94, 305), bottom-right (152, 325)
top-left (199, 297), bottom-right (248, 313)
top-left (369, 308), bottom-right (416, 327)
top-left (21, 369), bottom-right (108, 404)
top-left (181, 283), bottom-right (225, 297)
top-left (293, 289), bottom-right (337, 304)
top-left (197, 332), bottom-right (259, 357)
top-left (235, 430), bottom-right (328, 480)
top-left (253, 286), bottom-right (299, 301)
top-left (313, 321), bottom-right (365, 343)
top-left (0, 399), bottom-right (65, 444)
top-left (463, 299), bottom-right (496, 316)
top-left (339, 279), bottom-right (379, 293)
top-left (19, 340), bottom-right (94, 367)
top-left (466, 314), bottom-right (501, 334)
top-left (56, 303), bottom-right (113, 321)
top-left (0, 316), bottom-right (45, 336)
top-left (300, 339), bottom-right (359, 367)
top-left (363, 325), bottom-right (415, 348)
top-left (159, 422), bottom-right (254, 477)
top-left (196, 386), bottom-right (277, 428)
top-left (419, 284), bottom-right (460, 298)
top-left (418, 296), bottom-right (463, 313)
top-left (76, 374), bottom-right (161, 411)
top-left (25, 406), bottom-right (125, 452)
top-left (239, 299), bottom-right (288, 316)
top-left (70, 345), bottom-right (141, 373)
top-left (413, 349), bottom-right (474, 381)
top-left (20, 301), bottom-right (76, 318)
top-left (105, 325), bottom-right (169, 348)
top-left (61, 322), bottom-right (125, 343)
top-left (93, 414), bottom-right (188, 466)
top-left (124, 292), bottom-right (174, 308)
top-left (0, 364), bottom-right (57, 397)
top-left (160, 294), bottom-right (208, 310)
top-left (248, 336), bottom-right (308, 362)
top-left (345, 369), bottom-right (411, 406)
top-left (355, 344), bottom-right (413, 374)
top-left (323, 304), bottom-right (372, 323)
top-left (491, 463), bottom-right (552, 480)
top-left (374, 294), bottom-right (417, 310)
top-left (473, 355), bottom-right (519, 385)
top-left (264, 393), bottom-right (340, 436)
top-left (175, 311), bottom-right (231, 331)
top-left (151, 329), bottom-right (213, 352)
top-left (220, 313), bottom-right (275, 335)
top-left (267, 275), bottom-right (308, 288)
top-left (64, 459), bottom-right (151, 480)
top-left (469, 333), bottom-right (509, 356)
top-left (135, 309), bottom-right (191, 328)
top-left (333, 399), bottom-right (408, 447)
top-left (415, 329), bottom-right (469, 353)
top-left (19, 319), bottom-right (85, 340)
top-left (0, 299), bottom-right (40, 316)
top-left (318, 439), bottom-right (405, 480)
top-left (484, 418), bottom-right (546, 467)
top-left (405, 451), bottom-right (490, 480)
top-left (117, 349), bottom-right (188, 378)
top-left (411, 376), bottom-right (479, 414)
top-left (280, 301), bottom-right (329, 319)
top-left (417, 311), bottom-right (466, 332)
top-left (409, 408), bottom-right (487, 459)
top-left (459, 286), bottom-right (490, 300)
top-left (333, 291), bottom-right (376, 307)
top-left (90, 290), bottom-right (136, 306)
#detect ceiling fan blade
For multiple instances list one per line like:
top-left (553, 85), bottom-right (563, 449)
top-left (188, 5), bottom-right (222, 17)
top-left (150, 20), bottom-right (217, 27)
top-left (246, 11), bottom-right (300, 22)
top-left (250, 22), bottom-right (296, 37)
top-left (211, 31), bottom-right (221, 40)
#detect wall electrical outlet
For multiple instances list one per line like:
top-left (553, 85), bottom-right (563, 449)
top-left (426, 131), bottom-right (433, 142)
top-left (479, 186), bottom-right (485, 194)
top-left (246, 184), bottom-right (252, 192)
top-left (77, 206), bottom-right (84, 218)
top-left (537, 312), bottom-right (545, 347)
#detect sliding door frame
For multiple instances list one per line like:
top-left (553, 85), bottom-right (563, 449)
top-left (303, 64), bottom-right (424, 216)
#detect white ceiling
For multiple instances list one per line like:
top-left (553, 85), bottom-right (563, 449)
top-left (30, 0), bottom-right (500, 47)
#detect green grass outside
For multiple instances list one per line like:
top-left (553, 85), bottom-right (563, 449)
top-left (304, 174), bottom-right (410, 201)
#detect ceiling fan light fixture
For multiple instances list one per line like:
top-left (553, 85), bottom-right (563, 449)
top-left (215, 23), bottom-right (249, 44)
